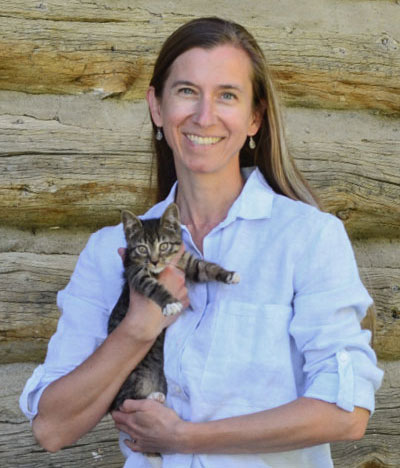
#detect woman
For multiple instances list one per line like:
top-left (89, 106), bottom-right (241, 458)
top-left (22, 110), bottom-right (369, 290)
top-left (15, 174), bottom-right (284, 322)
top-left (20, 17), bottom-right (383, 467)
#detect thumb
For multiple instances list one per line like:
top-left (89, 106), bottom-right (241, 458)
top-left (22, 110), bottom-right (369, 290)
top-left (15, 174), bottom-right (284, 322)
top-left (170, 244), bottom-right (185, 267)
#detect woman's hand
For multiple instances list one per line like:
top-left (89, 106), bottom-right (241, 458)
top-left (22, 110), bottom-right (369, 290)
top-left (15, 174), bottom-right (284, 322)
top-left (119, 245), bottom-right (190, 342)
top-left (112, 399), bottom-right (188, 454)
top-left (112, 398), bottom-right (369, 457)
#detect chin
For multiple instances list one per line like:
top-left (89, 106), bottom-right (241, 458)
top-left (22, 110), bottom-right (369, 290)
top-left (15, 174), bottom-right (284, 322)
top-left (149, 266), bottom-right (165, 275)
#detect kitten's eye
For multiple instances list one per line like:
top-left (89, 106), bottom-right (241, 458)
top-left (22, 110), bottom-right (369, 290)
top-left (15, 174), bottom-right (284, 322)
top-left (159, 242), bottom-right (169, 252)
top-left (135, 245), bottom-right (148, 255)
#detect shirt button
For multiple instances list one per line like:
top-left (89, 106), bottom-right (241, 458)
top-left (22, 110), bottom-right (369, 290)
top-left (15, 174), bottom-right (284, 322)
top-left (338, 351), bottom-right (350, 363)
top-left (174, 385), bottom-right (181, 394)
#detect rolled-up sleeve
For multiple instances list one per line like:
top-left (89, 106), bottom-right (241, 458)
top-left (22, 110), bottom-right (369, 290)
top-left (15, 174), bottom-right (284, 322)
top-left (19, 230), bottom-right (111, 421)
top-left (290, 214), bottom-right (383, 413)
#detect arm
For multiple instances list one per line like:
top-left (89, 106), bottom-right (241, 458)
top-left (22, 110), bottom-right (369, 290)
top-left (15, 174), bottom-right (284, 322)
top-left (112, 396), bottom-right (369, 455)
top-left (32, 298), bottom-right (155, 453)
top-left (180, 398), bottom-right (369, 454)
top-left (33, 251), bottom-right (188, 453)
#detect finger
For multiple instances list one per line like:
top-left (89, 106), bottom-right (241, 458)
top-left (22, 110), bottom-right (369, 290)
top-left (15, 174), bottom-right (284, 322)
top-left (119, 398), bottom-right (149, 413)
top-left (114, 421), bottom-right (134, 436)
top-left (158, 265), bottom-right (189, 312)
top-left (118, 247), bottom-right (126, 261)
top-left (169, 244), bottom-right (185, 267)
top-left (159, 265), bottom-right (185, 284)
top-left (111, 410), bottom-right (130, 424)
top-left (124, 438), bottom-right (142, 452)
top-left (157, 266), bottom-right (186, 296)
top-left (180, 294), bottom-right (190, 310)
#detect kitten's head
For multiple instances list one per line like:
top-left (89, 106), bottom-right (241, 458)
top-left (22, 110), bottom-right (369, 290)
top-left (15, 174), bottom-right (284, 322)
top-left (121, 203), bottom-right (182, 274)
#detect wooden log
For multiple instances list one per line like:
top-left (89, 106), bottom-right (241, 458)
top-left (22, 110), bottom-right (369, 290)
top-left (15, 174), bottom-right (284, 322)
top-left (1, 93), bottom-right (399, 236)
top-left (0, 231), bottom-right (399, 363)
top-left (0, 362), bottom-right (124, 467)
top-left (331, 361), bottom-right (400, 468)
top-left (0, 97), bottom-right (156, 230)
top-left (0, 251), bottom-right (75, 363)
top-left (1, 360), bottom-right (396, 467)
top-left (0, 0), bottom-right (398, 113)
top-left (285, 108), bottom-right (400, 239)
top-left (0, 226), bottom-right (89, 255)
top-left (355, 240), bottom-right (400, 362)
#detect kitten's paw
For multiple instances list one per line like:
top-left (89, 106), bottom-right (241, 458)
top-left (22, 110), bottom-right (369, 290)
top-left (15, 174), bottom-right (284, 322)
top-left (147, 392), bottom-right (166, 404)
top-left (162, 301), bottom-right (183, 316)
top-left (227, 272), bottom-right (240, 284)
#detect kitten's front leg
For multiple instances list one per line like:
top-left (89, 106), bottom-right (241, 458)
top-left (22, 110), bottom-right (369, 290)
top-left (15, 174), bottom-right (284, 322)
top-left (178, 252), bottom-right (240, 284)
top-left (127, 265), bottom-right (183, 316)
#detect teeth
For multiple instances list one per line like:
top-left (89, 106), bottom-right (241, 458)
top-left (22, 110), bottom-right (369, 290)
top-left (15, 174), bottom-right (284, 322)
top-left (186, 134), bottom-right (222, 145)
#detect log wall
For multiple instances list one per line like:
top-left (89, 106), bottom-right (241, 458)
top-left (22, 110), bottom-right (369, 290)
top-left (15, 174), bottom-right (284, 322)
top-left (1, 1), bottom-right (399, 466)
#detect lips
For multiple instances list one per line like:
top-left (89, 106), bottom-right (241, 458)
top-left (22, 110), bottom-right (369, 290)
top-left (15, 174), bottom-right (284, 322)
top-left (185, 133), bottom-right (223, 145)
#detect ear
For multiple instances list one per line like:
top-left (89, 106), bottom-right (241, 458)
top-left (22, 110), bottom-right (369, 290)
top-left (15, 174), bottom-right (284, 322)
top-left (248, 107), bottom-right (263, 137)
top-left (121, 210), bottom-right (142, 239)
top-left (160, 203), bottom-right (180, 231)
top-left (146, 86), bottom-right (163, 127)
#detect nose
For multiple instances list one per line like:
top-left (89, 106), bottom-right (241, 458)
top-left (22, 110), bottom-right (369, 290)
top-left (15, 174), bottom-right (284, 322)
top-left (193, 94), bottom-right (217, 127)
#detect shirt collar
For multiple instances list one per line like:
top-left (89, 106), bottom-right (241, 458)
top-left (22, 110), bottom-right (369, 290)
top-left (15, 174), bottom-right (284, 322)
top-left (226, 166), bottom-right (274, 222)
top-left (142, 167), bottom-right (274, 223)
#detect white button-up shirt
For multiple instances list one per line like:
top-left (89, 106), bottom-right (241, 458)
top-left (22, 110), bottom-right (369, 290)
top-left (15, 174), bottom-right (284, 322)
top-left (20, 167), bottom-right (383, 468)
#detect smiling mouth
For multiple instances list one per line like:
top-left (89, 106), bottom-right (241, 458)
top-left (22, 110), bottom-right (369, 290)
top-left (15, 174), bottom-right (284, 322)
top-left (186, 134), bottom-right (223, 145)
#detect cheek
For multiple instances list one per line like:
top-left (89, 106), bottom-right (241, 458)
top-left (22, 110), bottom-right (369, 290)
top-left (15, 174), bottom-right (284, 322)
top-left (219, 106), bottom-right (253, 131)
top-left (161, 99), bottom-right (193, 126)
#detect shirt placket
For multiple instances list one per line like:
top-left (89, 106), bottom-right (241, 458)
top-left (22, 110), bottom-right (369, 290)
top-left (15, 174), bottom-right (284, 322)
top-left (179, 226), bottom-right (211, 400)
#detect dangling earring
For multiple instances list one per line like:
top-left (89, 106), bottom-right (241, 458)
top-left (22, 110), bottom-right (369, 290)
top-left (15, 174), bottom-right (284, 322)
top-left (249, 136), bottom-right (256, 149)
top-left (156, 127), bottom-right (163, 141)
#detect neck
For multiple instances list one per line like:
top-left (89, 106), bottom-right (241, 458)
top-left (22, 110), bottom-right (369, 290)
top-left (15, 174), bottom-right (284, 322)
top-left (175, 166), bottom-right (244, 251)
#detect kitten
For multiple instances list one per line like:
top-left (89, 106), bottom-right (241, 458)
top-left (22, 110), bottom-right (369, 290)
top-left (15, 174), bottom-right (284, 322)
top-left (108, 203), bottom-right (239, 411)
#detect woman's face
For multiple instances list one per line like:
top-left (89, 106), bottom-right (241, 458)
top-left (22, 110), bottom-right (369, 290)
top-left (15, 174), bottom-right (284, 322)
top-left (147, 45), bottom-right (261, 178)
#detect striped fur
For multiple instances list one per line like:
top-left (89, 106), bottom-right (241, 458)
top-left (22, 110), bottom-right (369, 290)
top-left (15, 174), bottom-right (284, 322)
top-left (107, 203), bottom-right (239, 410)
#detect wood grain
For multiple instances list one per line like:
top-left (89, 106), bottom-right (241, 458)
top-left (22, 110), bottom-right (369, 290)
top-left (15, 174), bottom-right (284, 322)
top-left (0, 363), bottom-right (124, 467)
top-left (355, 240), bottom-right (400, 361)
top-left (0, 251), bottom-right (74, 363)
top-left (0, 97), bottom-right (156, 230)
top-left (285, 109), bottom-right (400, 238)
top-left (0, 1), bottom-right (398, 113)
top-left (331, 361), bottom-right (400, 468)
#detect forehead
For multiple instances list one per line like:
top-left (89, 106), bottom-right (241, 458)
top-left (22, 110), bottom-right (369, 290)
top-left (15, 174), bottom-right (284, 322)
top-left (165, 45), bottom-right (254, 90)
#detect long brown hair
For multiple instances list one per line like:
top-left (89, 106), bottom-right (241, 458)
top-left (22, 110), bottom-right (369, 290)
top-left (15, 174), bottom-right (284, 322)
top-left (149, 17), bottom-right (320, 208)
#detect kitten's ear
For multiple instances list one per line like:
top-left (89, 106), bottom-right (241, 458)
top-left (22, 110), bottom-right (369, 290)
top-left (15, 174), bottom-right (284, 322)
top-left (121, 210), bottom-right (142, 239)
top-left (161, 203), bottom-right (180, 231)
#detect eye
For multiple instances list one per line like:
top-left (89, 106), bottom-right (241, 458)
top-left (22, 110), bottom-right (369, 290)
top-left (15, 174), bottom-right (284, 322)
top-left (221, 91), bottom-right (236, 101)
top-left (178, 87), bottom-right (195, 96)
top-left (159, 242), bottom-right (169, 252)
top-left (135, 245), bottom-right (148, 255)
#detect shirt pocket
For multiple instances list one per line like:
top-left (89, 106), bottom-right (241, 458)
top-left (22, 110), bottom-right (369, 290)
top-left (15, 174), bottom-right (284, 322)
top-left (200, 301), bottom-right (296, 410)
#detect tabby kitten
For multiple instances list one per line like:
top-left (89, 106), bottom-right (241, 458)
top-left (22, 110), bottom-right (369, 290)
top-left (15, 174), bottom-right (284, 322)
top-left (108, 203), bottom-right (239, 410)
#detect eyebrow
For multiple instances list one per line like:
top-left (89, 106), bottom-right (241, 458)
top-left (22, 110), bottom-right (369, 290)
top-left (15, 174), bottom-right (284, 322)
top-left (171, 80), bottom-right (195, 88)
top-left (171, 80), bottom-right (244, 92)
